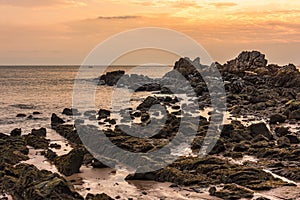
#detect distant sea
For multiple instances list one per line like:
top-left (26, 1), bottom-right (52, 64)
top-left (0, 65), bottom-right (171, 134)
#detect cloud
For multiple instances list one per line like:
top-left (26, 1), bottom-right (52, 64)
top-left (131, 0), bottom-right (202, 9)
top-left (209, 2), bottom-right (238, 8)
top-left (0, 0), bottom-right (86, 8)
top-left (98, 15), bottom-right (141, 20)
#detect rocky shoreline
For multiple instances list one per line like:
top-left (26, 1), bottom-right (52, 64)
top-left (0, 51), bottom-right (299, 200)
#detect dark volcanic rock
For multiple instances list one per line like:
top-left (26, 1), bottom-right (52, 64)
top-left (54, 147), bottom-right (85, 176)
top-left (51, 113), bottom-right (65, 127)
top-left (10, 128), bottom-right (22, 137)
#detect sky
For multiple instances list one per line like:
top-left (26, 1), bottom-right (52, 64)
top-left (0, 0), bottom-right (299, 65)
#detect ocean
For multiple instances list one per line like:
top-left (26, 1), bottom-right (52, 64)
top-left (0, 65), bottom-right (171, 134)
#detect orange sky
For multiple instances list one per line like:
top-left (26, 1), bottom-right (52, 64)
top-left (0, 0), bottom-right (299, 65)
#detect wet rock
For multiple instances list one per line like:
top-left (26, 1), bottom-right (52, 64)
top-left (45, 149), bottom-right (57, 161)
top-left (54, 124), bottom-right (82, 144)
top-left (285, 134), bottom-right (300, 144)
top-left (256, 197), bottom-right (270, 200)
top-left (289, 108), bottom-right (300, 120)
top-left (126, 156), bottom-right (287, 191)
top-left (249, 123), bottom-right (273, 140)
top-left (31, 127), bottom-right (47, 137)
top-left (209, 184), bottom-right (254, 200)
top-left (16, 113), bottom-right (26, 118)
top-left (135, 83), bottom-right (161, 92)
top-left (222, 51), bottom-right (268, 74)
top-left (51, 113), bottom-right (65, 128)
top-left (0, 163), bottom-right (83, 199)
top-left (62, 108), bottom-right (80, 116)
top-left (85, 193), bottom-right (114, 200)
top-left (24, 133), bottom-right (49, 149)
top-left (54, 147), bottom-right (85, 176)
top-left (98, 109), bottom-right (110, 119)
top-left (275, 127), bottom-right (291, 137)
top-left (10, 128), bottom-right (21, 137)
top-left (91, 160), bottom-right (108, 168)
top-left (233, 142), bottom-right (249, 152)
top-left (277, 137), bottom-right (291, 148)
top-left (99, 70), bottom-right (125, 86)
top-left (269, 113), bottom-right (286, 124)
top-left (0, 134), bottom-right (29, 165)
top-left (49, 143), bottom-right (62, 149)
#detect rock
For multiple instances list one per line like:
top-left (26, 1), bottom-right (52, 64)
top-left (31, 127), bottom-right (47, 137)
top-left (16, 113), bottom-right (26, 118)
top-left (54, 124), bottom-right (82, 144)
top-left (269, 114), bottom-right (286, 124)
top-left (0, 163), bottom-right (83, 199)
top-left (33, 111), bottom-right (41, 115)
top-left (24, 133), bottom-right (49, 149)
top-left (49, 143), bottom-right (61, 149)
top-left (98, 109), bottom-right (110, 119)
top-left (209, 184), bottom-right (254, 200)
top-left (222, 51), bottom-right (268, 74)
top-left (277, 137), bottom-right (291, 148)
top-left (0, 134), bottom-right (29, 165)
top-left (91, 159), bottom-right (108, 168)
top-left (62, 108), bottom-right (80, 116)
top-left (289, 108), bottom-right (300, 120)
top-left (51, 113), bottom-right (65, 128)
top-left (256, 197), bottom-right (270, 200)
top-left (275, 127), bottom-right (291, 137)
top-left (10, 128), bottom-right (21, 137)
top-left (54, 147), bottom-right (85, 176)
top-left (99, 70), bottom-right (125, 86)
top-left (285, 134), bottom-right (300, 144)
top-left (233, 142), bottom-right (249, 152)
top-left (45, 149), bottom-right (57, 161)
top-left (249, 123), bottom-right (273, 140)
top-left (85, 193), bottom-right (114, 200)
